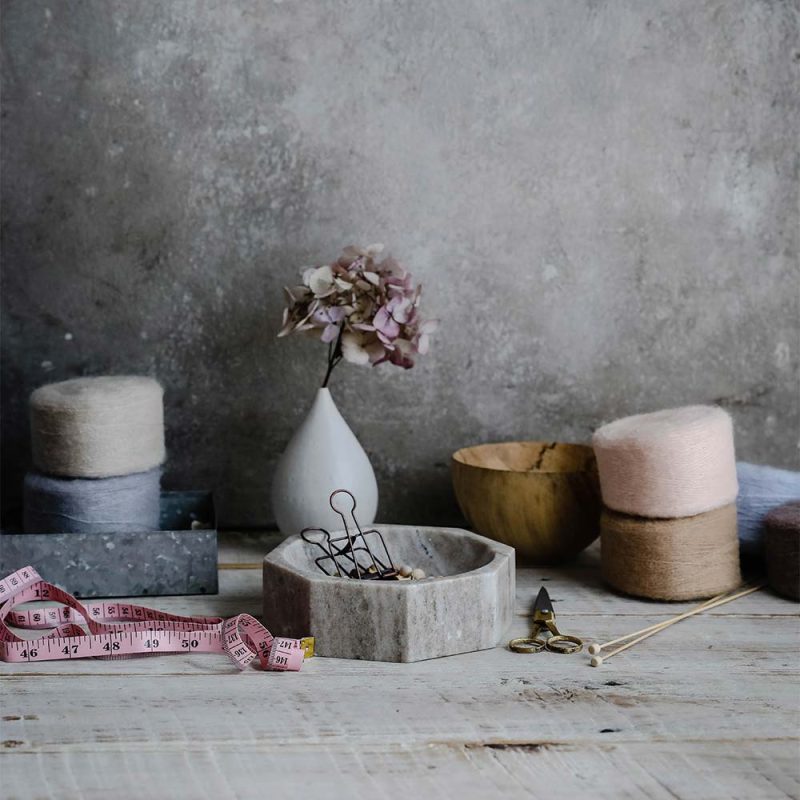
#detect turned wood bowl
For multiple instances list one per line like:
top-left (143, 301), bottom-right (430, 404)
top-left (451, 441), bottom-right (601, 564)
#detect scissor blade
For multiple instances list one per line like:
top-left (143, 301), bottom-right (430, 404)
top-left (534, 586), bottom-right (554, 615)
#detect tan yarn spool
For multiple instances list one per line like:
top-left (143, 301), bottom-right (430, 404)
top-left (30, 376), bottom-right (166, 478)
top-left (764, 501), bottom-right (800, 601)
top-left (593, 405), bottom-right (738, 518)
top-left (601, 504), bottom-right (742, 601)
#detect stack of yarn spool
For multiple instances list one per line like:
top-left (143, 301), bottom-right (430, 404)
top-left (735, 462), bottom-right (800, 558)
top-left (592, 405), bottom-right (741, 601)
top-left (24, 376), bottom-right (165, 535)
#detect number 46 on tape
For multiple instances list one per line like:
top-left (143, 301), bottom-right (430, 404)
top-left (0, 566), bottom-right (313, 671)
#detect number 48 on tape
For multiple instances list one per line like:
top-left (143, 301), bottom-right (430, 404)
top-left (0, 566), bottom-right (313, 671)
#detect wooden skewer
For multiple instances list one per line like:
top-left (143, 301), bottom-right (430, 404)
top-left (586, 589), bottom-right (734, 655)
top-left (589, 583), bottom-right (765, 667)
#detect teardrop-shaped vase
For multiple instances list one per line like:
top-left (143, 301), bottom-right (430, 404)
top-left (271, 388), bottom-right (378, 535)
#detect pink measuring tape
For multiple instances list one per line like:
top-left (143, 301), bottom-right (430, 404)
top-left (0, 566), bottom-right (308, 671)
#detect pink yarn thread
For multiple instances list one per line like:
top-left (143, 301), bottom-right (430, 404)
top-left (592, 405), bottom-right (738, 519)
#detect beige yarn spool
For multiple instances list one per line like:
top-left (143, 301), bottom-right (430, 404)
top-left (601, 505), bottom-right (742, 601)
top-left (593, 405), bottom-right (738, 518)
top-left (30, 376), bottom-right (165, 478)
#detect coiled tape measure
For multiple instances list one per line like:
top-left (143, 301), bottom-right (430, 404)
top-left (0, 566), bottom-right (313, 671)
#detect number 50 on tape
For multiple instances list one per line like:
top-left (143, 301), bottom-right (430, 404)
top-left (0, 566), bottom-right (313, 671)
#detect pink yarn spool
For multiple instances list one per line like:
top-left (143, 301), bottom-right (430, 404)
top-left (592, 405), bottom-right (738, 519)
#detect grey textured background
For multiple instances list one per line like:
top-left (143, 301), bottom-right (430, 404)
top-left (2, 0), bottom-right (798, 527)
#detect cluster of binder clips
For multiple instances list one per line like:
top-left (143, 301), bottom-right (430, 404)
top-left (301, 490), bottom-right (400, 580)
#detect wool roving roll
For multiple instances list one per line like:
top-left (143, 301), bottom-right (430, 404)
top-left (592, 405), bottom-right (738, 519)
top-left (24, 468), bottom-right (161, 534)
top-left (764, 501), bottom-right (800, 601)
top-left (31, 376), bottom-right (165, 478)
top-left (601, 504), bottom-right (741, 601)
top-left (736, 462), bottom-right (800, 558)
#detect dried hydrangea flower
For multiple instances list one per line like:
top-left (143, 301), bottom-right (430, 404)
top-left (277, 245), bottom-right (437, 386)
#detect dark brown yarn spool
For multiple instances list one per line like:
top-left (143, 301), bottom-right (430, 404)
top-left (764, 501), bottom-right (800, 601)
top-left (601, 504), bottom-right (742, 601)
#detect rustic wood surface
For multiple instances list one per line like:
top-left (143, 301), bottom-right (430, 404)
top-left (1, 533), bottom-right (798, 800)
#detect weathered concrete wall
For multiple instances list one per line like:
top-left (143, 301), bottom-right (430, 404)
top-left (2, 0), bottom-right (798, 527)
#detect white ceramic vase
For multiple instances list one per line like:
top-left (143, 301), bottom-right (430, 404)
top-left (271, 388), bottom-right (378, 535)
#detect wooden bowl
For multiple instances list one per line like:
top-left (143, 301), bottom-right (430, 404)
top-left (451, 441), bottom-right (601, 564)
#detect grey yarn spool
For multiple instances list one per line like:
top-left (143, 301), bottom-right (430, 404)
top-left (24, 468), bottom-right (162, 534)
top-left (30, 375), bottom-right (166, 479)
top-left (737, 462), bottom-right (800, 558)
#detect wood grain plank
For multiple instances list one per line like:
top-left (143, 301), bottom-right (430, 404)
top-left (2, 561), bottom-right (795, 674)
top-left (1, 607), bottom-right (797, 677)
top-left (2, 617), bottom-right (798, 747)
top-left (1, 740), bottom-right (798, 800)
top-left (1, 532), bottom-right (798, 800)
top-left (221, 532), bottom-right (797, 616)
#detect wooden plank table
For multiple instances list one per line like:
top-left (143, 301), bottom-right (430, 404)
top-left (2, 533), bottom-right (799, 799)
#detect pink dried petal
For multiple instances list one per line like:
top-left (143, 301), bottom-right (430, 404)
top-left (345, 255), bottom-right (366, 273)
top-left (373, 306), bottom-right (400, 339)
top-left (419, 319), bottom-right (438, 334)
top-left (376, 331), bottom-right (396, 349)
top-left (321, 323), bottom-right (340, 343)
top-left (389, 348), bottom-right (414, 369)
top-left (387, 296), bottom-right (413, 324)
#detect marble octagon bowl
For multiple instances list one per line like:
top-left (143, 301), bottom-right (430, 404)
top-left (263, 526), bottom-right (515, 662)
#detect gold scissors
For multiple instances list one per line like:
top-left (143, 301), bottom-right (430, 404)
top-left (509, 586), bottom-right (583, 654)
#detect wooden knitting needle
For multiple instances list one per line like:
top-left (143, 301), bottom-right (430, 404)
top-left (586, 590), bottom-right (733, 655)
top-left (589, 583), bottom-right (765, 667)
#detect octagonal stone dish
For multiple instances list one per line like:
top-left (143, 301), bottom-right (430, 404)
top-left (263, 525), bottom-right (515, 662)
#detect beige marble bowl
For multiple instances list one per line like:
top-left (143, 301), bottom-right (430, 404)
top-left (451, 441), bottom-right (601, 564)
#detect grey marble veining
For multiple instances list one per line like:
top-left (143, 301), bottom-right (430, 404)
top-left (0, 492), bottom-right (218, 598)
top-left (0, 530), bottom-right (218, 598)
top-left (263, 525), bottom-right (515, 662)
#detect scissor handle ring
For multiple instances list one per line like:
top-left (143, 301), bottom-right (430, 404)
top-left (545, 634), bottom-right (583, 654)
top-left (508, 637), bottom-right (546, 654)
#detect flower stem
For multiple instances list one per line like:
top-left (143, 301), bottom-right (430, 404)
top-left (321, 325), bottom-right (345, 388)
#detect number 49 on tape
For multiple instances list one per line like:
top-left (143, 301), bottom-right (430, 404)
top-left (0, 566), bottom-right (314, 672)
